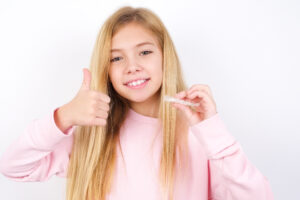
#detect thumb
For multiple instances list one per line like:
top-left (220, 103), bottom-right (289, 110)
top-left (81, 68), bottom-right (91, 90)
top-left (172, 102), bottom-right (194, 119)
top-left (172, 91), bottom-right (194, 118)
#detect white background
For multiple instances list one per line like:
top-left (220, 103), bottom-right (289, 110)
top-left (0, 0), bottom-right (299, 199)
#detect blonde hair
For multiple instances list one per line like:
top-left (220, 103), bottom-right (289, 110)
top-left (66, 6), bottom-right (190, 200)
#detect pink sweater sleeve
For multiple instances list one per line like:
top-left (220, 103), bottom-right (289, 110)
top-left (0, 107), bottom-right (75, 182)
top-left (189, 113), bottom-right (274, 200)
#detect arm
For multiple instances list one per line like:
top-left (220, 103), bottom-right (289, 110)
top-left (0, 107), bottom-right (75, 182)
top-left (189, 113), bottom-right (274, 200)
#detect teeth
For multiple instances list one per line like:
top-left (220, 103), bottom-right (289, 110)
top-left (128, 79), bottom-right (147, 86)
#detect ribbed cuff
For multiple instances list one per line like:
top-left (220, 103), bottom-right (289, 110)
top-left (28, 107), bottom-right (75, 150)
top-left (188, 113), bottom-right (236, 159)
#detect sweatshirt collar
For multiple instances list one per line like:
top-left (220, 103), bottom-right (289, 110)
top-left (127, 108), bottom-right (159, 124)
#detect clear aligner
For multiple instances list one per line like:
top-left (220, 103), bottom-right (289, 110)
top-left (163, 95), bottom-right (200, 107)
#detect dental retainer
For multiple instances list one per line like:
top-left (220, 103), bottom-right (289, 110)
top-left (163, 95), bottom-right (200, 107)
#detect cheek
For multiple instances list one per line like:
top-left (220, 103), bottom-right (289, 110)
top-left (152, 65), bottom-right (163, 85)
top-left (154, 54), bottom-right (163, 76)
top-left (109, 75), bottom-right (121, 93)
top-left (108, 67), bottom-right (119, 84)
top-left (108, 74), bottom-right (114, 86)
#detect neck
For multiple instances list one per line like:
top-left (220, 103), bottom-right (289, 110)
top-left (129, 91), bottom-right (161, 118)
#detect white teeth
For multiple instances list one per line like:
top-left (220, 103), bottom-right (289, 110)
top-left (127, 79), bottom-right (146, 86)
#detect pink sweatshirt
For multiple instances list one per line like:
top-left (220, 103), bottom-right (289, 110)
top-left (0, 107), bottom-right (274, 200)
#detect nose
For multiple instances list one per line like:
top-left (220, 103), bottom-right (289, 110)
top-left (125, 55), bottom-right (141, 74)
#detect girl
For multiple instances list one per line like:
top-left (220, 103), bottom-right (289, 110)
top-left (0, 6), bottom-right (274, 200)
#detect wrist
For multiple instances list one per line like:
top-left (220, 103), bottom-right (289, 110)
top-left (54, 104), bottom-right (74, 134)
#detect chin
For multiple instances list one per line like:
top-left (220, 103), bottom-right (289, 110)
top-left (127, 96), bottom-right (150, 103)
top-left (125, 92), bottom-right (155, 103)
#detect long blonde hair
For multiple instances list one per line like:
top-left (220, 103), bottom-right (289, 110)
top-left (66, 6), bottom-right (190, 200)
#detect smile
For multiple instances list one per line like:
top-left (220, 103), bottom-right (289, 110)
top-left (125, 78), bottom-right (150, 89)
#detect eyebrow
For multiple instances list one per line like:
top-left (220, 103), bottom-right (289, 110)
top-left (111, 42), bottom-right (155, 52)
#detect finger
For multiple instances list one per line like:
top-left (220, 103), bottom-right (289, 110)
top-left (97, 103), bottom-right (110, 112)
top-left (81, 68), bottom-right (91, 90)
top-left (188, 90), bottom-right (214, 106)
top-left (187, 84), bottom-right (213, 97)
top-left (171, 101), bottom-right (194, 118)
top-left (187, 90), bottom-right (210, 102)
top-left (173, 90), bottom-right (196, 105)
top-left (174, 90), bottom-right (187, 99)
top-left (92, 91), bottom-right (111, 103)
top-left (95, 109), bottom-right (109, 119)
top-left (187, 88), bottom-right (212, 103)
top-left (91, 117), bottom-right (107, 126)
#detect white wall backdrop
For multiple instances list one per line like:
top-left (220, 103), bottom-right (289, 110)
top-left (0, 0), bottom-right (299, 199)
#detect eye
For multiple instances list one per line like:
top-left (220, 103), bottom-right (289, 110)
top-left (110, 57), bottom-right (122, 62)
top-left (140, 50), bottom-right (153, 56)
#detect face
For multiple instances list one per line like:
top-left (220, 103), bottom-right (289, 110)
top-left (108, 22), bottom-right (163, 112)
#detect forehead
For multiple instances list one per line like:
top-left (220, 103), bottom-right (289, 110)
top-left (111, 23), bottom-right (158, 51)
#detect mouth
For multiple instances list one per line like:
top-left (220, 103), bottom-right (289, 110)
top-left (124, 78), bottom-right (150, 89)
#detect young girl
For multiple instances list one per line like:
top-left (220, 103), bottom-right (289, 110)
top-left (0, 6), bottom-right (274, 200)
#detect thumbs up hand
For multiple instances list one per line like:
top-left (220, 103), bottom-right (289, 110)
top-left (55, 68), bottom-right (111, 132)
